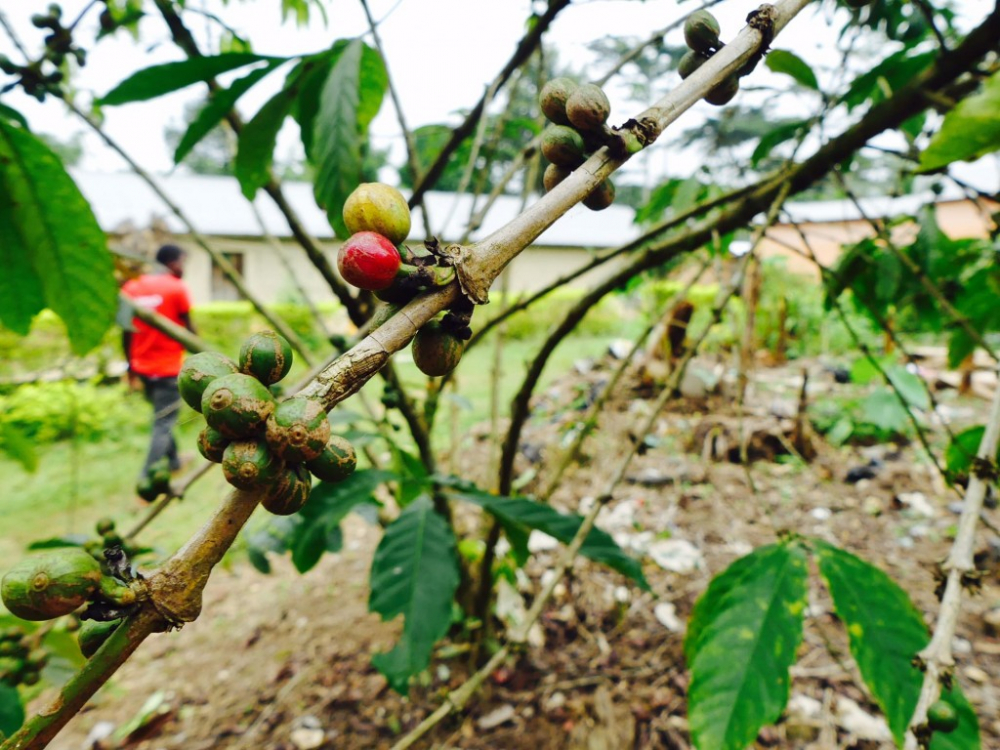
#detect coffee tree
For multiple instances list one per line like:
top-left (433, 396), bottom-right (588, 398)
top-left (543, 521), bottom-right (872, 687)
top-left (1, 0), bottom-right (999, 748)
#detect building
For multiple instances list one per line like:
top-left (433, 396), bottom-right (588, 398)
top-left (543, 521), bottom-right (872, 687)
top-left (71, 171), bottom-right (998, 306)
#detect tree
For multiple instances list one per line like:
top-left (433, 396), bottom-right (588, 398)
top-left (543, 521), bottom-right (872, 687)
top-left (1, 0), bottom-right (1000, 748)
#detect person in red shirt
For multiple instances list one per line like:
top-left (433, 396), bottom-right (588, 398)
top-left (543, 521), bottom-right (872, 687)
top-left (121, 245), bottom-right (196, 487)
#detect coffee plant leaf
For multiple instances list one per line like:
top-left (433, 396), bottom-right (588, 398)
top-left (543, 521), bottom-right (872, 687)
top-left (244, 470), bottom-right (391, 573)
top-left (100, 53), bottom-right (281, 105)
top-left (0, 121), bottom-right (116, 353)
top-left (235, 79), bottom-right (298, 199)
top-left (0, 102), bottom-right (28, 129)
top-left (814, 540), bottom-right (980, 748)
top-left (291, 469), bottom-right (392, 573)
top-left (686, 541), bottom-right (808, 750)
top-left (920, 71), bottom-right (1000, 172)
top-left (311, 39), bottom-right (387, 238)
top-left (445, 483), bottom-right (649, 590)
top-left (174, 59), bottom-right (284, 164)
top-left (765, 50), bottom-right (818, 90)
top-left (750, 119), bottom-right (807, 167)
top-left (842, 49), bottom-right (936, 112)
top-left (369, 495), bottom-right (460, 694)
top-left (0, 682), bottom-right (24, 738)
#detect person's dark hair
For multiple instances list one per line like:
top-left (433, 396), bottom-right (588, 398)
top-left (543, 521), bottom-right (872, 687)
top-left (155, 244), bottom-right (185, 266)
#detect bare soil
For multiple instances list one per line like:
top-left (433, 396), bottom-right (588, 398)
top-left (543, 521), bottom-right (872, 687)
top-left (38, 353), bottom-right (1000, 750)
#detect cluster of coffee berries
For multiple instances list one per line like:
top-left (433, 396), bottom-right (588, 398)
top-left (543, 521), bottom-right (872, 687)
top-left (537, 79), bottom-right (616, 211)
top-left (0, 627), bottom-right (48, 688)
top-left (1, 548), bottom-right (137, 623)
top-left (0, 4), bottom-right (87, 102)
top-left (678, 10), bottom-right (742, 106)
top-left (337, 183), bottom-right (470, 379)
top-left (178, 331), bottom-right (357, 515)
top-left (135, 457), bottom-right (172, 503)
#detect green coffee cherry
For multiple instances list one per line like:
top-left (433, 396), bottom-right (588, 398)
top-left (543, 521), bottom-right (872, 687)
top-left (261, 464), bottom-right (312, 516)
top-left (221, 439), bottom-right (284, 491)
top-left (178, 351), bottom-right (239, 412)
top-left (239, 331), bottom-right (293, 386)
top-left (201, 373), bottom-right (276, 439)
top-left (305, 435), bottom-right (357, 483)
top-left (264, 397), bottom-right (331, 464)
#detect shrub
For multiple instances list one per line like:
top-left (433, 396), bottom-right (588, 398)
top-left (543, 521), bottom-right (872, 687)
top-left (0, 381), bottom-right (146, 443)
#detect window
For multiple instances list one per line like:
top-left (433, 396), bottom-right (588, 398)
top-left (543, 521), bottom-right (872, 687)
top-left (211, 252), bottom-right (244, 301)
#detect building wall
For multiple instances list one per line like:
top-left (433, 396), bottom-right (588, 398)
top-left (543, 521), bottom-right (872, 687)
top-left (758, 199), bottom-right (998, 277)
top-left (151, 198), bottom-right (999, 306)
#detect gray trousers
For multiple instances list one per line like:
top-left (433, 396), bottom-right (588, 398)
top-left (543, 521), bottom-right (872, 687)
top-left (140, 375), bottom-right (181, 477)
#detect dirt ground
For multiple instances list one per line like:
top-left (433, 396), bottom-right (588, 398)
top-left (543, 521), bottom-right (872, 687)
top-left (35, 352), bottom-right (1000, 750)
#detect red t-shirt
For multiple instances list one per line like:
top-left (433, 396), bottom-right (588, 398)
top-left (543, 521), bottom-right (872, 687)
top-left (122, 273), bottom-right (192, 377)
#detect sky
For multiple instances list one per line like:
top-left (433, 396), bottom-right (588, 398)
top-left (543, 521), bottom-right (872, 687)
top-left (0, 0), bottom-right (995, 192)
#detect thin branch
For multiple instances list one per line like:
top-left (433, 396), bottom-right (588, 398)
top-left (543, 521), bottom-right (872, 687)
top-left (119, 292), bottom-right (209, 354)
top-left (904, 370), bottom-right (1000, 748)
top-left (392, 227), bottom-right (765, 750)
top-left (776, 222), bottom-right (952, 480)
top-left (407, 0), bottom-right (572, 209)
top-left (593, 0), bottom-right (726, 87)
top-left (0, 9), bottom-right (29, 58)
top-left (538, 257), bottom-right (712, 501)
top-left (357, 0), bottom-right (432, 238)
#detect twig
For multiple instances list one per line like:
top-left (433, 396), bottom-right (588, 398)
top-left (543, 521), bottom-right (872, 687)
top-left (407, 0), bottom-right (573, 209)
top-left (904, 368), bottom-right (1000, 748)
top-left (537, 257), bottom-right (712, 502)
top-left (769, 227), bottom-right (956, 482)
top-left (358, 0), bottom-right (432, 238)
top-left (593, 0), bottom-right (726, 87)
top-left (391, 214), bottom-right (770, 750)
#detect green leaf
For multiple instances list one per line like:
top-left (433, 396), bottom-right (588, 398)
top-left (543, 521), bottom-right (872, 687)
top-left (0, 421), bottom-right (38, 472)
top-left (814, 540), bottom-right (980, 748)
top-left (290, 469), bottom-right (393, 573)
top-left (101, 53), bottom-right (280, 105)
top-left (174, 60), bottom-right (283, 164)
top-left (765, 50), bottom-right (818, 90)
top-left (311, 40), bottom-right (387, 238)
top-left (920, 71), bottom-right (1000, 171)
top-left (0, 681), bottom-right (24, 737)
top-left (294, 45), bottom-right (348, 158)
top-left (446, 483), bottom-right (649, 590)
top-left (886, 366), bottom-right (929, 410)
top-left (930, 689), bottom-right (981, 750)
top-left (842, 50), bottom-right (936, 112)
top-left (947, 327), bottom-right (977, 371)
top-left (369, 496), bottom-right (460, 694)
top-left (750, 119), bottom-right (806, 167)
top-left (859, 390), bottom-right (910, 434)
top-left (944, 425), bottom-right (988, 481)
top-left (235, 84), bottom-right (296, 199)
top-left (0, 121), bottom-right (116, 353)
top-left (0, 103), bottom-right (28, 129)
top-left (685, 541), bottom-right (808, 750)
